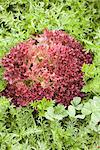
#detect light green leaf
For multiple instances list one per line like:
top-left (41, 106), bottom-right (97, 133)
top-left (91, 96), bottom-right (100, 112)
top-left (68, 105), bottom-right (76, 117)
top-left (45, 104), bottom-right (68, 121)
top-left (91, 112), bottom-right (100, 123)
top-left (75, 115), bottom-right (85, 119)
top-left (45, 107), bottom-right (55, 121)
top-left (71, 97), bottom-right (81, 106)
top-left (81, 102), bottom-right (92, 116)
top-left (0, 80), bottom-right (7, 92)
top-left (75, 104), bottom-right (83, 110)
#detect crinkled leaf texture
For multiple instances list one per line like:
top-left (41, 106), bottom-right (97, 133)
top-left (1, 29), bottom-right (92, 106)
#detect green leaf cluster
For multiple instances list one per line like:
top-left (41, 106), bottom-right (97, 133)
top-left (0, 97), bottom-right (100, 150)
top-left (0, 66), bottom-right (7, 92)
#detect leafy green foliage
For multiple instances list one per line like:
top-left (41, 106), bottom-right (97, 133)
top-left (0, 97), bottom-right (100, 150)
top-left (82, 63), bottom-right (100, 95)
top-left (0, 0), bottom-right (99, 47)
top-left (0, 0), bottom-right (100, 149)
top-left (82, 96), bottom-right (100, 132)
top-left (31, 97), bottom-right (55, 117)
top-left (0, 67), bottom-right (7, 92)
top-left (45, 104), bottom-right (68, 121)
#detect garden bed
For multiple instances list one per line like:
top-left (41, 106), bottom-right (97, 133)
top-left (0, 0), bottom-right (100, 149)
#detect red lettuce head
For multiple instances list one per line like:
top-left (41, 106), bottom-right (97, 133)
top-left (1, 29), bottom-right (92, 106)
